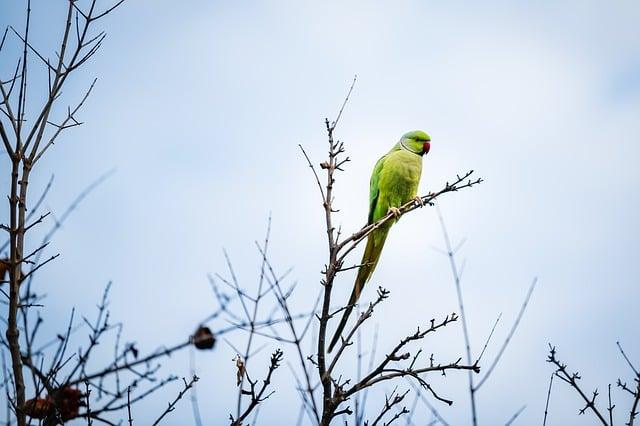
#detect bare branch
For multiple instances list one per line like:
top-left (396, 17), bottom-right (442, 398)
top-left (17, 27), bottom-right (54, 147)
top-left (330, 74), bottom-right (357, 130)
top-left (151, 375), bottom-right (199, 426)
top-left (230, 349), bottom-right (284, 426)
top-left (436, 205), bottom-right (476, 424)
top-left (337, 171), bottom-right (483, 262)
top-left (475, 277), bottom-right (537, 390)
top-left (504, 405), bottom-right (526, 425)
top-left (547, 345), bottom-right (609, 425)
top-left (543, 374), bottom-right (554, 426)
top-left (32, 78), bottom-right (97, 164)
top-left (368, 387), bottom-right (409, 426)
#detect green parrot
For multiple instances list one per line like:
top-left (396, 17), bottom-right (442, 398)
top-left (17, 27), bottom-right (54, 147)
top-left (328, 130), bottom-right (431, 353)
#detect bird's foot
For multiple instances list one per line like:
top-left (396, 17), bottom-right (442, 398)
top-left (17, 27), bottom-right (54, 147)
top-left (388, 207), bottom-right (401, 218)
top-left (413, 196), bottom-right (424, 207)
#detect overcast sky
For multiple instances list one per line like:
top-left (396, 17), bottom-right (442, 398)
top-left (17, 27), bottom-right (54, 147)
top-left (2, 0), bottom-right (640, 424)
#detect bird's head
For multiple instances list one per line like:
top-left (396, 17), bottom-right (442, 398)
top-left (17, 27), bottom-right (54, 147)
top-left (400, 130), bottom-right (431, 156)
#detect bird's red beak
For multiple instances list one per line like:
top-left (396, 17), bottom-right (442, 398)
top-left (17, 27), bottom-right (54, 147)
top-left (423, 141), bottom-right (431, 155)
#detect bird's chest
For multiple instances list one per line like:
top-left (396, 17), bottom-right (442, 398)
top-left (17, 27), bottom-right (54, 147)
top-left (379, 153), bottom-right (422, 199)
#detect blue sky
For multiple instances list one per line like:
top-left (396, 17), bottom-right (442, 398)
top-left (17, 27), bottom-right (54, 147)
top-left (1, 0), bottom-right (640, 424)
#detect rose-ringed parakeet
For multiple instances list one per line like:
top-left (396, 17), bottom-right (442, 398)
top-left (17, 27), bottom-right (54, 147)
top-left (328, 130), bottom-right (431, 352)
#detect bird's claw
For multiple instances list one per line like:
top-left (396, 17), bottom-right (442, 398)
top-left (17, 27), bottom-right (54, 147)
top-left (388, 207), bottom-right (401, 218)
top-left (413, 196), bottom-right (424, 207)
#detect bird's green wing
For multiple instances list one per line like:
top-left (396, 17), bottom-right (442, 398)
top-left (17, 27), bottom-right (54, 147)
top-left (368, 155), bottom-right (386, 224)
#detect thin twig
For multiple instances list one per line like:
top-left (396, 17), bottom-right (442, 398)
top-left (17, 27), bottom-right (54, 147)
top-left (543, 373), bottom-right (554, 426)
top-left (151, 376), bottom-right (199, 426)
top-left (475, 278), bottom-right (537, 390)
top-left (504, 405), bottom-right (526, 426)
top-left (547, 345), bottom-right (609, 425)
top-left (436, 206), bottom-right (476, 425)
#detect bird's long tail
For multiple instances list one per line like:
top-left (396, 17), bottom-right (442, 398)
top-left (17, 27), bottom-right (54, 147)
top-left (328, 227), bottom-right (390, 352)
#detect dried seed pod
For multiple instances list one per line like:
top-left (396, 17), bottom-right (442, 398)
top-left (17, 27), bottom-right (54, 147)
top-left (192, 326), bottom-right (216, 350)
top-left (0, 258), bottom-right (8, 283)
top-left (24, 397), bottom-right (54, 419)
top-left (54, 387), bottom-right (84, 421)
top-left (24, 387), bottom-right (83, 423)
top-left (0, 259), bottom-right (23, 285)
